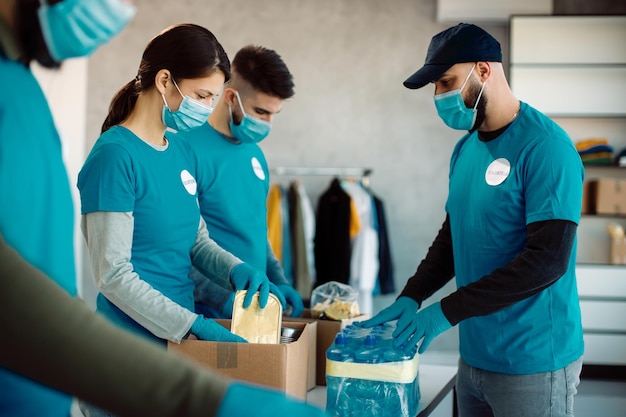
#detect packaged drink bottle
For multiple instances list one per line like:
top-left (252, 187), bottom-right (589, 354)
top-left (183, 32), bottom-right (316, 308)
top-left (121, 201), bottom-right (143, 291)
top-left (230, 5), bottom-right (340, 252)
top-left (354, 334), bottom-right (384, 363)
top-left (326, 333), bottom-right (353, 362)
top-left (326, 325), bottom-right (420, 417)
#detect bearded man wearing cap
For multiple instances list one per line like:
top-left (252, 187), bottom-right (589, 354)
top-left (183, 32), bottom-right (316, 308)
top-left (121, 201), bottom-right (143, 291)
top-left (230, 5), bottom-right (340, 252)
top-left (358, 23), bottom-right (584, 416)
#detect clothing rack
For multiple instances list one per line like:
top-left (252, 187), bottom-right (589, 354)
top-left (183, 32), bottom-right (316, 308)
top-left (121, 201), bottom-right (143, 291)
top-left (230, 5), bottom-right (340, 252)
top-left (270, 166), bottom-right (373, 184)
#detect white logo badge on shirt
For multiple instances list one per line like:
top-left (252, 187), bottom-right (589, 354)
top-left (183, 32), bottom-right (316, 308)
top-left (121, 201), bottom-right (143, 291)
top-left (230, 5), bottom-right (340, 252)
top-left (180, 169), bottom-right (197, 195)
top-left (485, 158), bottom-right (510, 186)
top-left (251, 157), bottom-right (265, 180)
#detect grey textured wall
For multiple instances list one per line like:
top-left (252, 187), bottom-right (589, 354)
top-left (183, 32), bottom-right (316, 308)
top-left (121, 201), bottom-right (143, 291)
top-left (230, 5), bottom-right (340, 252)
top-left (86, 0), bottom-right (511, 351)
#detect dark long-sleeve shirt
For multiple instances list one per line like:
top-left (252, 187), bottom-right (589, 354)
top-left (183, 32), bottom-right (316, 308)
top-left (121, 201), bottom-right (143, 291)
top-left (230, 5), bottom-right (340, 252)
top-left (400, 215), bottom-right (577, 325)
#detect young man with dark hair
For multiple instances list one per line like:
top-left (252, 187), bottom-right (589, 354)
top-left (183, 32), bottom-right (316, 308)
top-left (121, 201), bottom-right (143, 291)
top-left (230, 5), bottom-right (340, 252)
top-left (174, 45), bottom-right (304, 318)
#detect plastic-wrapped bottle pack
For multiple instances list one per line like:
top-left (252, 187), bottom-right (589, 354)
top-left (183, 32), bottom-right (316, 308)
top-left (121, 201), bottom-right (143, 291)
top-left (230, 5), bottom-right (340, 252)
top-left (325, 324), bottom-right (420, 417)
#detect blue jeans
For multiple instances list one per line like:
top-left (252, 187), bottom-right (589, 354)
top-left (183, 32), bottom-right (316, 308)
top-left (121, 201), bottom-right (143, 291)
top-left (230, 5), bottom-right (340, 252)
top-left (456, 356), bottom-right (583, 417)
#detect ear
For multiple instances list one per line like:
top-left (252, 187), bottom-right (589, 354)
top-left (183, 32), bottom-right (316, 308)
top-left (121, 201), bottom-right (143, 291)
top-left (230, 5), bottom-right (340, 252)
top-left (221, 87), bottom-right (238, 107)
top-left (476, 62), bottom-right (491, 82)
top-left (154, 69), bottom-right (172, 95)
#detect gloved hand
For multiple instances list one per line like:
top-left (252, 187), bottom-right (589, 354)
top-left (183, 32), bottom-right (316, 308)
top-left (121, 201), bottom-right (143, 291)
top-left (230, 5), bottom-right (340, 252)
top-left (277, 284), bottom-right (304, 317)
top-left (229, 263), bottom-right (270, 308)
top-left (356, 296), bottom-right (419, 329)
top-left (220, 292), bottom-right (235, 317)
top-left (269, 283), bottom-right (287, 312)
top-left (215, 382), bottom-right (329, 417)
top-left (190, 315), bottom-right (247, 343)
top-left (394, 302), bottom-right (452, 353)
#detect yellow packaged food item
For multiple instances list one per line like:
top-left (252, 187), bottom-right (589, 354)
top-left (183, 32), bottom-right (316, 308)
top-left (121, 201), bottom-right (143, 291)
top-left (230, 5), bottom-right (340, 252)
top-left (322, 299), bottom-right (360, 320)
top-left (231, 290), bottom-right (282, 344)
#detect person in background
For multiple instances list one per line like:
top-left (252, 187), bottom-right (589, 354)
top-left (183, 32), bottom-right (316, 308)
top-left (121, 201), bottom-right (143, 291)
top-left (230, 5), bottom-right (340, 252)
top-left (0, 2), bottom-right (326, 415)
top-left (78, 23), bottom-right (286, 359)
top-left (0, 0), bottom-right (134, 415)
top-left (359, 23), bottom-right (584, 417)
top-left (174, 45), bottom-right (304, 318)
top-left (0, 234), bottom-right (329, 417)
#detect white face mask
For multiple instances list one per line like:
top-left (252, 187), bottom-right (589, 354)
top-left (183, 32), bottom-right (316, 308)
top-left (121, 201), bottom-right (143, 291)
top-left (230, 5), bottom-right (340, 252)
top-left (433, 64), bottom-right (485, 131)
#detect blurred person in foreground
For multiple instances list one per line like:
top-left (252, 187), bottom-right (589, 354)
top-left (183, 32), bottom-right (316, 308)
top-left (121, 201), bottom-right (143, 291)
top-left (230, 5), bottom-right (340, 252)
top-left (0, 0), bottom-right (135, 415)
top-left (0, 234), bottom-right (328, 417)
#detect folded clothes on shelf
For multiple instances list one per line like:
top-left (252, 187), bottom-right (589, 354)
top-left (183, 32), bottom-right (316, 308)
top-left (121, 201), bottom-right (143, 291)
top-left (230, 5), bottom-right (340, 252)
top-left (575, 138), bottom-right (614, 166)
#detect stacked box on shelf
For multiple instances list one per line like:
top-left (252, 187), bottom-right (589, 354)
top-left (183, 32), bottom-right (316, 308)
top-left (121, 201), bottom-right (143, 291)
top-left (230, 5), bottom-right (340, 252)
top-left (588, 179), bottom-right (626, 215)
top-left (325, 324), bottom-right (420, 417)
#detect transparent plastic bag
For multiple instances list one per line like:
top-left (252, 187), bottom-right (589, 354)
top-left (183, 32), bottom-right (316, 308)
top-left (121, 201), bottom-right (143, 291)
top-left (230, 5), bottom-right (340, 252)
top-left (310, 281), bottom-right (360, 320)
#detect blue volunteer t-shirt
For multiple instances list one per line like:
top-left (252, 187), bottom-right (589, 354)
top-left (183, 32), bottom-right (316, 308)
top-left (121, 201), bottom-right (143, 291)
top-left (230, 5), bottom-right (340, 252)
top-left (446, 102), bottom-right (584, 374)
top-left (0, 55), bottom-right (75, 416)
top-left (78, 126), bottom-right (200, 341)
top-left (172, 122), bottom-right (270, 272)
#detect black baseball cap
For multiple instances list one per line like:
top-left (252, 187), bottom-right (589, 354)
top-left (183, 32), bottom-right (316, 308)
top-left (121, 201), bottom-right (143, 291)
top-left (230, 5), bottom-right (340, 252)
top-left (403, 23), bottom-right (502, 89)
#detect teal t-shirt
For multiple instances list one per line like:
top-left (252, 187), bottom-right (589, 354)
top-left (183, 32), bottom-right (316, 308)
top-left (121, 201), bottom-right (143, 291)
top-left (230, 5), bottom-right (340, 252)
top-left (172, 122), bottom-right (270, 272)
top-left (0, 56), bottom-right (75, 415)
top-left (446, 102), bottom-right (584, 374)
top-left (78, 126), bottom-right (200, 341)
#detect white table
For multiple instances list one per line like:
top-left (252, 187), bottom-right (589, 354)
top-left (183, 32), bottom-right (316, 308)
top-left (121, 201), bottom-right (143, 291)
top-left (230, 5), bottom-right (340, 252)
top-left (307, 364), bottom-right (458, 416)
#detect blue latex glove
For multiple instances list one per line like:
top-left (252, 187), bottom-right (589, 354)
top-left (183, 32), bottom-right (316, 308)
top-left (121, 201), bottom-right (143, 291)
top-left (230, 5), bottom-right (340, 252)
top-left (394, 302), bottom-right (452, 353)
top-left (220, 292), bottom-right (235, 317)
top-left (277, 284), bottom-right (304, 318)
top-left (190, 315), bottom-right (247, 343)
top-left (356, 296), bottom-right (419, 329)
top-left (268, 282), bottom-right (287, 312)
top-left (216, 382), bottom-right (329, 417)
top-left (229, 263), bottom-right (270, 308)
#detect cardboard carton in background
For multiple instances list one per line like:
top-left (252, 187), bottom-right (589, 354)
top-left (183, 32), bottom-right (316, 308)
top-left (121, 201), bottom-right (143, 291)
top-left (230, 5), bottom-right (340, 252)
top-left (168, 320), bottom-right (310, 400)
top-left (589, 179), bottom-right (626, 215)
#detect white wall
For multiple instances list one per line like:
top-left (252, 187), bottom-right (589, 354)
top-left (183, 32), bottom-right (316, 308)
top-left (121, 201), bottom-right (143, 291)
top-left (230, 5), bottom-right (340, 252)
top-left (78, 0), bottom-right (511, 350)
top-left (32, 58), bottom-right (88, 298)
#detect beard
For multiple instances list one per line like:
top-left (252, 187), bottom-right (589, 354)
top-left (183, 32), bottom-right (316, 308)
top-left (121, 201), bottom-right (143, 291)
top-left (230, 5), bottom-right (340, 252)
top-left (463, 77), bottom-right (487, 131)
top-left (230, 106), bottom-right (244, 125)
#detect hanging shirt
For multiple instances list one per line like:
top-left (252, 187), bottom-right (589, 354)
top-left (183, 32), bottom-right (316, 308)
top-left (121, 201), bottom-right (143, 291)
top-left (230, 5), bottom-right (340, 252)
top-left (342, 180), bottom-right (379, 315)
top-left (314, 178), bottom-right (353, 287)
top-left (267, 183), bottom-right (283, 261)
top-left (296, 181), bottom-right (317, 283)
top-left (446, 102), bottom-right (584, 374)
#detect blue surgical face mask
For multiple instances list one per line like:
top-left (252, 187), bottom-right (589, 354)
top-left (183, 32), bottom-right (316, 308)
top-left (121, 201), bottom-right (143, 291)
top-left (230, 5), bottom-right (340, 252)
top-left (162, 79), bottom-right (213, 132)
top-left (37, 0), bottom-right (136, 61)
top-left (434, 64), bottom-right (485, 131)
top-left (229, 91), bottom-right (272, 144)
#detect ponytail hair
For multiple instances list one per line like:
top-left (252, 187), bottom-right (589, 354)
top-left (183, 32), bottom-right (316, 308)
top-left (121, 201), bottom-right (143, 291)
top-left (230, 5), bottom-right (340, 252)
top-left (101, 23), bottom-right (230, 132)
top-left (101, 79), bottom-right (140, 133)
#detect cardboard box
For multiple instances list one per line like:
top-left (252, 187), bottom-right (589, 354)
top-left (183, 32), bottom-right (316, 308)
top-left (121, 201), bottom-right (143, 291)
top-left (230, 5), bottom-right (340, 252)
top-left (282, 316), bottom-right (317, 390)
top-left (589, 179), bottom-right (626, 215)
top-left (610, 236), bottom-right (626, 265)
top-left (168, 320), bottom-right (310, 400)
top-left (581, 180), bottom-right (590, 214)
top-left (301, 309), bottom-right (370, 386)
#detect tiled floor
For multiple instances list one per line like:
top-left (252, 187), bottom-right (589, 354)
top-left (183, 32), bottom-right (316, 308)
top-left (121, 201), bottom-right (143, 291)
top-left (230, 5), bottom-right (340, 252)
top-left (576, 378), bottom-right (626, 417)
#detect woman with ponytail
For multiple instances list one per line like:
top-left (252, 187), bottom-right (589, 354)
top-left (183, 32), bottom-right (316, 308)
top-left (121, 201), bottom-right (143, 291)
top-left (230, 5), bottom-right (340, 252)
top-left (77, 27), bottom-right (283, 412)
